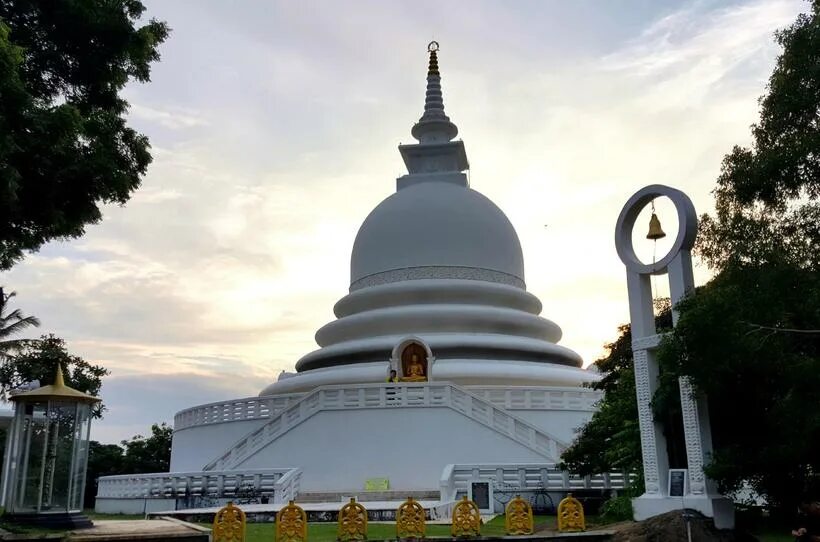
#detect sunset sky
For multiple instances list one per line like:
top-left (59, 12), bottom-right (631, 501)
top-left (1, 0), bottom-right (808, 443)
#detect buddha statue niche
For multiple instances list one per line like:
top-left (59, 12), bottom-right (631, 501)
top-left (401, 351), bottom-right (428, 382)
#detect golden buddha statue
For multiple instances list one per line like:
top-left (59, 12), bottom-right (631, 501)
top-left (401, 353), bottom-right (427, 382)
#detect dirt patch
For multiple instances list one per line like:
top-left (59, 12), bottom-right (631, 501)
top-left (609, 510), bottom-right (757, 542)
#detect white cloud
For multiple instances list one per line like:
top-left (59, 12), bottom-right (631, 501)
top-left (1, 0), bottom-right (808, 442)
top-left (129, 103), bottom-right (210, 130)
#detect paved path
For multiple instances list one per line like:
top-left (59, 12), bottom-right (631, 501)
top-left (69, 518), bottom-right (209, 540)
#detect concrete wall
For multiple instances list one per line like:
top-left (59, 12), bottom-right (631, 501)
top-left (95, 497), bottom-right (176, 515)
top-left (236, 407), bottom-right (546, 491)
top-left (506, 409), bottom-right (592, 444)
top-left (170, 418), bottom-right (267, 471)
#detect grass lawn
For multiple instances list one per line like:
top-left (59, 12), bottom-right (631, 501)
top-left (210, 514), bottom-right (557, 542)
top-left (752, 531), bottom-right (797, 542)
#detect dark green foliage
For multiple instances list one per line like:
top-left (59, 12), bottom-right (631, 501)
top-left (600, 494), bottom-right (635, 524)
top-left (710, 0), bottom-right (820, 211)
top-left (658, 266), bottom-right (820, 509)
top-left (120, 422), bottom-right (173, 474)
top-left (85, 441), bottom-right (126, 508)
top-left (560, 323), bottom-right (641, 478)
top-left (698, 0), bottom-right (820, 273)
top-left (561, 305), bottom-right (674, 480)
top-left (655, 0), bottom-right (820, 512)
top-left (0, 333), bottom-right (109, 416)
top-left (0, 0), bottom-right (169, 269)
top-left (83, 424), bottom-right (173, 508)
top-left (0, 287), bottom-right (39, 361)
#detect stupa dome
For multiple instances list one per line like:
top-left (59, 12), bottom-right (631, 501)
top-left (257, 42), bottom-right (594, 395)
top-left (350, 182), bottom-right (525, 291)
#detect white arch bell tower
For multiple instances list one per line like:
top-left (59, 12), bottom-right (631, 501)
top-left (614, 184), bottom-right (734, 529)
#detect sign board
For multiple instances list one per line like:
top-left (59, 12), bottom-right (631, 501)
top-left (668, 469), bottom-right (688, 497)
top-left (365, 478), bottom-right (389, 491)
top-left (469, 481), bottom-right (492, 512)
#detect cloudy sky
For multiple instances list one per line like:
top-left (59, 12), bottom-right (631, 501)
top-left (1, 0), bottom-right (808, 443)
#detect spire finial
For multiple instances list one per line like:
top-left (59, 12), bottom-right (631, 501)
top-left (427, 41), bottom-right (440, 76)
top-left (411, 42), bottom-right (458, 143)
top-left (54, 362), bottom-right (66, 388)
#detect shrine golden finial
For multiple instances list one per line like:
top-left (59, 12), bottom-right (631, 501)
top-left (212, 501), bottom-right (246, 542)
top-left (504, 495), bottom-right (533, 535)
top-left (396, 496), bottom-right (426, 539)
top-left (451, 496), bottom-right (481, 537)
top-left (338, 497), bottom-right (368, 541)
top-left (557, 493), bottom-right (585, 532)
top-left (276, 500), bottom-right (307, 542)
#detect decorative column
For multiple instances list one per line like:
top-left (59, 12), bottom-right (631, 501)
top-left (614, 185), bottom-right (733, 529)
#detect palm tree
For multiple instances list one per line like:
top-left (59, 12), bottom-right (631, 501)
top-left (0, 287), bottom-right (41, 362)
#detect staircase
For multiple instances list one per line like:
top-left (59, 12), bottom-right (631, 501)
top-left (202, 382), bottom-right (568, 472)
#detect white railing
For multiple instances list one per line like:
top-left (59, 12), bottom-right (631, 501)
top-left (203, 383), bottom-right (568, 472)
top-left (173, 394), bottom-right (304, 431)
top-left (468, 387), bottom-right (602, 412)
top-left (173, 387), bottom-right (599, 432)
top-left (274, 467), bottom-right (302, 503)
top-left (96, 468), bottom-right (298, 502)
top-left (439, 463), bottom-right (635, 502)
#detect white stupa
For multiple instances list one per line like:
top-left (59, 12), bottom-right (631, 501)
top-left (261, 44), bottom-right (589, 395)
top-left (96, 44), bottom-right (615, 516)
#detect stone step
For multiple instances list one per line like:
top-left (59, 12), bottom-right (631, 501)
top-left (295, 489), bottom-right (439, 503)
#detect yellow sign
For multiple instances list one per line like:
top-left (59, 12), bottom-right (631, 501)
top-left (365, 478), bottom-right (389, 491)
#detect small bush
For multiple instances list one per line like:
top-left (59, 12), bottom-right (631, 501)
top-left (600, 495), bottom-right (634, 523)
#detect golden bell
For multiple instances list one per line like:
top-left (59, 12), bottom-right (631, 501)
top-left (646, 212), bottom-right (666, 240)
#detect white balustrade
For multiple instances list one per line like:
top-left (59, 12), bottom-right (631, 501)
top-left (173, 394), bottom-right (304, 431)
top-left (273, 467), bottom-right (302, 503)
top-left (203, 383), bottom-right (569, 472)
top-left (173, 386), bottom-right (599, 433)
top-left (96, 468), bottom-right (300, 503)
top-left (438, 463), bottom-right (635, 502)
top-left (468, 387), bottom-right (602, 412)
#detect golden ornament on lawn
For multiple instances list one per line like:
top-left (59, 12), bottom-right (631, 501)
top-left (212, 501), bottom-right (246, 542)
top-left (557, 493), bottom-right (585, 532)
top-left (451, 496), bottom-right (481, 537)
top-left (505, 495), bottom-right (533, 535)
top-left (338, 497), bottom-right (368, 541)
top-left (396, 496), bottom-right (426, 539)
top-left (276, 500), bottom-right (307, 542)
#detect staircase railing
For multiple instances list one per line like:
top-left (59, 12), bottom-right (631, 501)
top-left (203, 382), bottom-right (568, 472)
top-left (96, 468), bottom-right (298, 501)
top-left (439, 463), bottom-right (636, 502)
top-left (173, 394), bottom-right (304, 431)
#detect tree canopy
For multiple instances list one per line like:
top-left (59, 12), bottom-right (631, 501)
top-left (120, 422), bottom-right (173, 475)
top-left (0, 333), bottom-right (109, 416)
top-left (564, 0), bottom-right (820, 513)
top-left (0, 287), bottom-right (39, 362)
top-left (0, 0), bottom-right (169, 269)
top-left (561, 305), bottom-right (675, 483)
top-left (84, 423), bottom-right (173, 508)
top-left (656, 0), bottom-right (820, 509)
